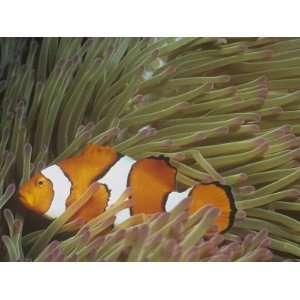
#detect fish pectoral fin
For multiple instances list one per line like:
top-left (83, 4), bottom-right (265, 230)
top-left (65, 194), bottom-right (75, 207)
top-left (69, 184), bottom-right (110, 223)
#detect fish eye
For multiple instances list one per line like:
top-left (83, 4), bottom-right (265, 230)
top-left (37, 179), bottom-right (45, 186)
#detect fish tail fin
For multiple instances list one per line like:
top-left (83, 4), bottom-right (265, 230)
top-left (189, 182), bottom-right (236, 232)
top-left (164, 182), bottom-right (236, 232)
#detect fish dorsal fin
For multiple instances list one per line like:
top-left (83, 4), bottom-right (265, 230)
top-left (80, 144), bottom-right (117, 159)
top-left (79, 144), bottom-right (119, 169)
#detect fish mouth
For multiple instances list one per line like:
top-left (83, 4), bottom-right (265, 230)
top-left (18, 192), bottom-right (26, 203)
top-left (18, 191), bottom-right (34, 208)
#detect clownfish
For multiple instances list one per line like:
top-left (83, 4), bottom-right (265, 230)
top-left (18, 144), bottom-right (236, 232)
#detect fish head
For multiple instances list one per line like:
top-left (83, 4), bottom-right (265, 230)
top-left (18, 172), bottom-right (54, 215)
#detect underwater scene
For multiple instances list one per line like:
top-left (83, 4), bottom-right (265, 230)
top-left (1, 37), bottom-right (300, 262)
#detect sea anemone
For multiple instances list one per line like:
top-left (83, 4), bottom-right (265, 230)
top-left (2, 188), bottom-right (272, 261)
top-left (1, 37), bottom-right (300, 261)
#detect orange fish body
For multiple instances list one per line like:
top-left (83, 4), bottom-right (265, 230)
top-left (18, 144), bottom-right (236, 232)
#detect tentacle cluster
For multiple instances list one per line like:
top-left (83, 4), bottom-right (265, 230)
top-left (2, 37), bottom-right (300, 260)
